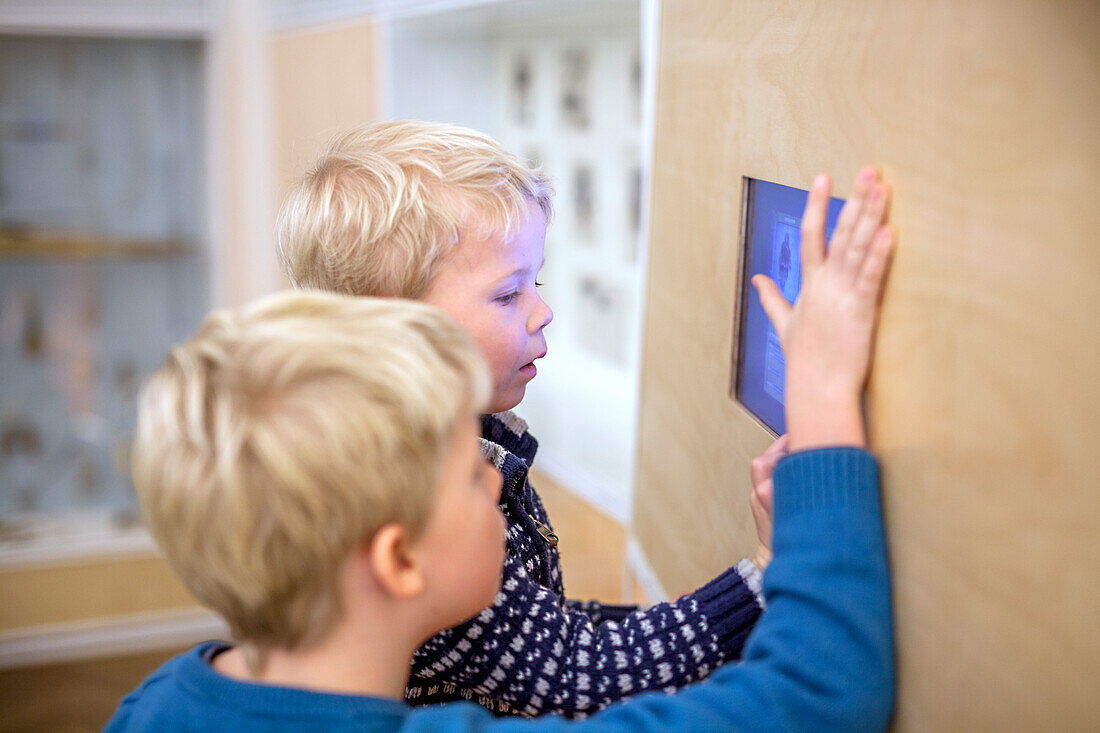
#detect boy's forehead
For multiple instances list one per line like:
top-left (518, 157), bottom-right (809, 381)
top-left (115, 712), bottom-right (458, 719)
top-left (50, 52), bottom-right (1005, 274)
top-left (457, 201), bottom-right (543, 247)
top-left (429, 203), bottom-right (545, 290)
top-left (450, 225), bottom-right (528, 273)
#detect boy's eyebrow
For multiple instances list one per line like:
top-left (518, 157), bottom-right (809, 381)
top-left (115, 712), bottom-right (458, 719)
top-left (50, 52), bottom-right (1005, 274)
top-left (489, 259), bottom-right (545, 288)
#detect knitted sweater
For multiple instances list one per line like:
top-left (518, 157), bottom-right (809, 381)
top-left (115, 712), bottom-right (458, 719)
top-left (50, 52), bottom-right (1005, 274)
top-left (404, 412), bottom-right (763, 717)
top-left (105, 448), bottom-right (894, 733)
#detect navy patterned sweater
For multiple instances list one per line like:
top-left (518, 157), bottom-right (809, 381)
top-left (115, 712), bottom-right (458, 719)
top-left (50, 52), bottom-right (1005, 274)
top-left (404, 412), bottom-right (762, 718)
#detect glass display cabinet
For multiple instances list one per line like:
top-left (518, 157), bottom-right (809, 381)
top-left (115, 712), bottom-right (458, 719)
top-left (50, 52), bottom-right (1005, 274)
top-left (0, 34), bottom-right (206, 563)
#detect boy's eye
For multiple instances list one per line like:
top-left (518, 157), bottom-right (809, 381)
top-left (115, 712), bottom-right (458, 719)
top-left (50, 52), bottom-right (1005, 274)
top-left (535, 280), bottom-right (544, 288)
top-left (495, 292), bottom-right (519, 305)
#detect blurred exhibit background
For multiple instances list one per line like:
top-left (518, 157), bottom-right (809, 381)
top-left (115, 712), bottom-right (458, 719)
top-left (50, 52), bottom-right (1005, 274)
top-left (0, 2), bottom-right (657, 729)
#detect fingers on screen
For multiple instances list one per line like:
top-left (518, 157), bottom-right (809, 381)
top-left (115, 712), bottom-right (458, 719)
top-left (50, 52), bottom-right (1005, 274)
top-left (800, 174), bottom-right (831, 272)
top-left (752, 274), bottom-right (791, 334)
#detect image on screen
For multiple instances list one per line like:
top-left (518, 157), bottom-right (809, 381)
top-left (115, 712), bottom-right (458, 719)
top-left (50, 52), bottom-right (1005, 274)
top-left (735, 178), bottom-right (845, 435)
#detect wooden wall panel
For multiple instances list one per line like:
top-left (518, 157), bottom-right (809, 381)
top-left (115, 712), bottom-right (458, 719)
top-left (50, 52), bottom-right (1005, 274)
top-left (634, 1), bottom-right (1100, 729)
top-left (271, 20), bottom-right (380, 203)
top-left (0, 557), bottom-right (197, 631)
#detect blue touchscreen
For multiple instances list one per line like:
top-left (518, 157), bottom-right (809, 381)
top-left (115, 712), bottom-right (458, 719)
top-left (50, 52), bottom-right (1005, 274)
top-left (737, 179), bottom-right (845, 435)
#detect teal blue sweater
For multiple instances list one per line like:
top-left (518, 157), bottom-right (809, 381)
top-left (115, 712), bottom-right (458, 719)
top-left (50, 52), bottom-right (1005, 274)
top-left (106, 448), bottom-right (894, 732)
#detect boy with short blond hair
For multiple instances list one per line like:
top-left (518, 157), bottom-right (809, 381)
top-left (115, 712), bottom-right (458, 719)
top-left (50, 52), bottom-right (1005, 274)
top-left (108, 165), bottom-right (897, 731)
top-left (130, 294), bottom-right (499, 667)
top-left (278, 120), bottom-right (553, 300)
top-left (277, 120), bottom-right (765, 716)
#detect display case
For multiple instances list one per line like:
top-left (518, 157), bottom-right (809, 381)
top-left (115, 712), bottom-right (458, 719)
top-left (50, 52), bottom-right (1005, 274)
top-left (0, 33), bottom-right (206, 564)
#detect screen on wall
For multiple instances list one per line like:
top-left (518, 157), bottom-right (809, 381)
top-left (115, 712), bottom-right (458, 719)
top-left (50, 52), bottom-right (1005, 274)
top-left (734, 178), bottom-right (845, 435)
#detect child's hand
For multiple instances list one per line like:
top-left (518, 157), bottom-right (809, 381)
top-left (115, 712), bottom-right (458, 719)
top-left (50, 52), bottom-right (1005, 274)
top-left (752, 166), bottom-right (896, 452)
top-left (749, 434), bottom-right (789, 571)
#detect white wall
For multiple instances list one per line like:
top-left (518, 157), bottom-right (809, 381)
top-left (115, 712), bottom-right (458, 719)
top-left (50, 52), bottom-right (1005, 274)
top-left (384, 0), bottom-right (646, 522)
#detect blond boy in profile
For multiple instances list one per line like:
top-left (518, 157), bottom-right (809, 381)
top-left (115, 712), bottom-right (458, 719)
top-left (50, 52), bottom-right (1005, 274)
top-left (107, 164), bottom-right (896, 730)
top-left (277, 121), bottom-right (767, 716)
top-left (125, 294), bottom-right (506, 697)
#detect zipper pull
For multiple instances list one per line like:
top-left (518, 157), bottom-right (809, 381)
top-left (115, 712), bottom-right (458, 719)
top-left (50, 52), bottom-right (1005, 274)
top-left (529, 514), bottom-right (559, 548)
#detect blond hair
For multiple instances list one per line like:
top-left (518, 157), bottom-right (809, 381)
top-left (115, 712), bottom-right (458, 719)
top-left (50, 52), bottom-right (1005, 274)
top-left (277, 120), bottom-right (553, 298)
top-left (131, 291), bottom-right (490, 650)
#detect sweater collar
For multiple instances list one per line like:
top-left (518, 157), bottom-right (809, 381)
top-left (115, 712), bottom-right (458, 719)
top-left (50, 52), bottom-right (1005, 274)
top-left (177, 642), bottom-right (408, 721)
top-left (480, 411), bottom-right (538, 467)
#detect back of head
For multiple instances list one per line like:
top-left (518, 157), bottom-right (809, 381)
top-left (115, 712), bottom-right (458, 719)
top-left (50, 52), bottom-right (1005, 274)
top-left (131, 291), bottom-right (489, 650)
top-left (278, 120), bottom-right (553, 298)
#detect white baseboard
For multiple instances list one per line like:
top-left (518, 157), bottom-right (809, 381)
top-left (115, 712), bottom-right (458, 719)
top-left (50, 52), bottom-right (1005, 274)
top-left (625, 538), bottom-right (667, 603)
top-left (0, 607), bottom-right (228, 670)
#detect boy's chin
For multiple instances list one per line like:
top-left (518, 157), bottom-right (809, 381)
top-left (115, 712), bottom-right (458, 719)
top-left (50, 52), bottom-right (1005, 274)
top-left (487, 387), bottom-right (526, 414)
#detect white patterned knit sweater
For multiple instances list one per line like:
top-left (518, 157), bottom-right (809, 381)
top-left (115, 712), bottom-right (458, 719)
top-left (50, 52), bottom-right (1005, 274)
top-left (404, 412), bottom-right (763, 718)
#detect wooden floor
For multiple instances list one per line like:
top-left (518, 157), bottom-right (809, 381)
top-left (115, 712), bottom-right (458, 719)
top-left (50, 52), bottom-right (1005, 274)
top-left (0, 469), bottom-right (632, 731)
top-left (530, 467), bottom-right (632, 604)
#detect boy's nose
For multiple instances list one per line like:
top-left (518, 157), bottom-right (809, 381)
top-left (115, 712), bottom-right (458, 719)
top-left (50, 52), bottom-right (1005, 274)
top-left (529, 295), bottom-right (553, 333)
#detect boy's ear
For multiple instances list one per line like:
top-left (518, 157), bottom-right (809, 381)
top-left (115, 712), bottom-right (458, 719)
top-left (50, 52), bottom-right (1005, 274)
top-left (364, 523), bottom-right (426, 600)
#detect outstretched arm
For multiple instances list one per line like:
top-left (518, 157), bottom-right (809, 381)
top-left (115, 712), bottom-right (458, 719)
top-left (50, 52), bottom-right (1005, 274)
top-left (408, 548), bottom-right (761, 717)
top-left (401, 449), bottom-right (892, 733)
top-left (562, 599), bottom-right (638, 626)
top-left (405, 166), bottom-right (897, 731)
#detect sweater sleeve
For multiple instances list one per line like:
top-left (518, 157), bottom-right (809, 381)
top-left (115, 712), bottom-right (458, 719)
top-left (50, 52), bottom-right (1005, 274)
top-left (399, 448), bottom-right (895, 733)
top-left (561, 599), bottom-right (638, 626)
top-left (407, 548), bottom-right (761, 718)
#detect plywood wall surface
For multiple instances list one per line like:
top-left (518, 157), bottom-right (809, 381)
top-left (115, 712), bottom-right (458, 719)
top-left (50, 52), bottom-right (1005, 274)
top-left (271, 20), bottom-right (380, 203)
top-left (634, 1), bottom-right (1100, 729)
top-left (0, 556), bottom-right (198, 630)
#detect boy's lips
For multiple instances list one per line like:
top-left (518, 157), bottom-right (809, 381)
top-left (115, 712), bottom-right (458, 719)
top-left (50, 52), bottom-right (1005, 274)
top-left (518, 351), bottom-right (547, 379)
